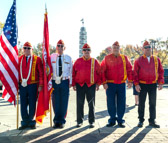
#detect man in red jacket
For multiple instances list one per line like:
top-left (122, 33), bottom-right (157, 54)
top-left (18, 42), bottom-right (43, 130)
top-left (134, 41), bottom-right (164, 128)
top-left (101, 41), bottom-right (133, 128)
top-left (72, 43), bottom-right (101, 128)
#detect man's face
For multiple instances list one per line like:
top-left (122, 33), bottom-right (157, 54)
top-left (23, 47), bottom-right (32, 56)
top-left (56, 44), bottom-right (64, 55)
top-left (112, 45), bottom-right (120, 56)
top-left (143, 46), bottom-right (151, 56)
top-left (82, 48), bottom-right (91, 59)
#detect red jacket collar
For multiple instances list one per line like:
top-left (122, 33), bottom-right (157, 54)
top-left (82, 56), bottom-right (91, 61)
top-left (143, 54), bottom-right (152, 58)
top-left (111, 53), bottom-right (121, 57)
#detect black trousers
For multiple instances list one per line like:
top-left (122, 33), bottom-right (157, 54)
top-left (138, 83), bottom-right (157, 123)
top-left (76, 83), bottom-right (96, 124)
top-left (19, 83), bottom-right (37, 126)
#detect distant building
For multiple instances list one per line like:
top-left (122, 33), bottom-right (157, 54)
top-left (79, 19), bottom-right (87, 57)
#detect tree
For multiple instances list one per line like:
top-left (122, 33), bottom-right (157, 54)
top-left (33, 43), bottom-right (42, 58)
top-left (96, 50), bottom-right (107, 63)
top-left (33, 43), bottom-right (56, 58)
top-left (18, 42), bottom-right (56, 58)
top-left (97, 45), bottom-right (143, 64)
top-left (97, 46), bottom-right (112, 62)
top-left (96, 39), bottom-right (168, 68)
top-left (120, 45), bottom-right (143, 65)
top-left (148, 38), bottom-right (168, 68)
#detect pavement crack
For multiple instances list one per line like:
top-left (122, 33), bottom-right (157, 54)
top-left (126, 122), bottom-right (131, 128)
top-left (2, 123), bottom-right (11, 127)
top-left (98, 128), bottom-right (101, 134)
top-left (97, 122), bottom-right (101, 134)
top-left (17, 130), bottom-right (23, 136)
top-left (156, 129), bottom-right (162, 134)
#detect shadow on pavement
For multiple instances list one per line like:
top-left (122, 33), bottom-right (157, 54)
top-left (32, 125), bottom-right (89, 143)
top-left (113, 127), bottom-right (139, 143)
top-left (83, 106), bottom-right (135, 121)
top-left (128, 127), bottom-right (152, 143)
top-left (0, 125), bottom-right (154, 143)
top-left (125, 105), bottom-right (135, 113)
top-left (84, 110), bottom-right (109, 121)
top-left (0, 127), bottom-right (52, 136)
top-left (0, 126), bottom-right (77, 142)
top-left (71, 126), bottom-right (117, 143)
top-left (0, 99), bottom-right (20, 106)
top-left (0, 99), bottom-right (14, 106)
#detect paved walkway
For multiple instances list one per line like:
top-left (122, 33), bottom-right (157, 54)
top-left (0, 87), bottom-right (168, 143)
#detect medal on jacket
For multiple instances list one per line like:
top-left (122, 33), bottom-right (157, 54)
top-left (55, 76), bottom-right (62, 84)
top-left (20, 56), bottom-right (33, 87)
top-left (55, 55), bottom-right (64, 84)
top-left (21, 79), bottom-right (27, 87)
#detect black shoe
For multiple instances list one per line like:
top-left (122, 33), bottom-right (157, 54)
top-left (118, 123), bottom-right (125, 128)
top-left (149, 122), bottom-right (160, 128)
top-left (89, 123), bottom-right (95, 128)
top-left (18, 125), bottom-right (27, 130)
top-left (106, 123), bottom-right (116, 127)
top-left (30, 125), bottom-right (36, 129)
top-left (53, 123), bottom-right (60, 128)
top-left (77, 123), bottom-right (83, 128)
top-left (59, 123), bottom-right (65, 129)
top-left (135, 104), bottom-right (139, 106)
top-left (137, 122), bottom-right (143, 127)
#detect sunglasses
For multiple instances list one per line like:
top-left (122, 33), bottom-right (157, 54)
top-left (83, 49), bottom-right (91, 52)
top-left (144, 46), bottom-right (151, 49)
top-left (57, 44), bottom-right (64, 48)
top-left (23, 47), bottom-right (31, 50)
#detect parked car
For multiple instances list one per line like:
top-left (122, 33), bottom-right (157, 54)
top-left (164, 69), bottom-right (168, 84)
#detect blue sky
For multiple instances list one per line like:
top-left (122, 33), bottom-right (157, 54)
top-left (1, 0), bottom-right (168, 60)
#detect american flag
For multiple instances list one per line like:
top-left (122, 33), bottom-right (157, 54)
top-left (0, 0), bottom-right (18, 105)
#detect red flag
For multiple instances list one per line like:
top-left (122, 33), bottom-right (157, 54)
top-left (36, 7), bottom-right (53, 124)
top-left (0, 0), bottom-right (18, 105)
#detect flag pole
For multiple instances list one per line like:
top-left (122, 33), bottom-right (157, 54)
top-left (49, 95), bottom-right (52, 127)
top-left (16, 92), bottom-right (19, 129)
top-left (45, 3), bottom-right (52, 127)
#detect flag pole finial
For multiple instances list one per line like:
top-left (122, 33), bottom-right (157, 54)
top-left (45, 3), bottom-right (47, 13)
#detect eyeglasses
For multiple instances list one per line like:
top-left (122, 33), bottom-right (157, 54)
top-left (83, 49), bottom-right (91, 52)
top-left (144, 46), bottom-right (151, 49)
top-left (23, 47), bottom-right (31, 50)
top-left (57, 44), bottom-right (64, 48)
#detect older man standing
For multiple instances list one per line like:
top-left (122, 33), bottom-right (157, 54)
top-left (72, 43), bottom-right (101, 128)
top-left (101, 41), bottom-right (133, 128)
top-left (19, 42), bottom-right (43, 130)
top-left (51, 39), bottom-right (72, 129)
top-left (134, 41), bottom-right (164, 128)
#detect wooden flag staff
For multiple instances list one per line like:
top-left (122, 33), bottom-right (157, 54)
top-left (49, 95), bottom-right (52, 127)
top-left (16, 92), bottom-right (19, 129)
